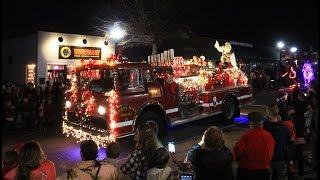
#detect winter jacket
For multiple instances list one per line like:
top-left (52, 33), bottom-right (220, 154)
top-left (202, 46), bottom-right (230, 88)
top-left (292, 99), bottom-right (307, 137)
top-left (58, 160), bottom-right (118, 180)
top-left (146, 166), bottom-right (172, 180)
top-left (311, 109), bottom-right (318, 135)
top-left (4, 159), bottom-right (56, 180)
top-left (263, 121), bottom-right (291, 162)
top-left (277, 99), bottom-right (288, 120)
top-left (187, 144), bottom-right (233, 180)
top-left (234, 127), bottom-right (275, 170)
top-left (281, 120), bottom-right (296, 139)
top-left (304, 109), bottom-right (314, 128)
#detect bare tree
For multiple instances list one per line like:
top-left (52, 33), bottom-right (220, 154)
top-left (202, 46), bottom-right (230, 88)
top-left (93, 0), bottom-right (180, 55)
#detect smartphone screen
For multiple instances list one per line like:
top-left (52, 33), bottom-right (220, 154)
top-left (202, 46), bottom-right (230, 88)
top-left (180, 174), bottom-right (194, 180)
top-left (168, 141), bottom-right (175, 154)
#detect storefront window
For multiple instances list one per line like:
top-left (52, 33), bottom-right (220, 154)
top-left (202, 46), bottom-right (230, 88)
top-left (67, 66), bottom-right (76, 79)
top-left (26, 64), bottom-right (36, 84)
top-left (47, 65), bottom-right (66, 84)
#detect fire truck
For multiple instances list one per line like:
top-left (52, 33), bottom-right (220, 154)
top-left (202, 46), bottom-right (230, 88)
top-left (63, 60), bottom-right (252, 147)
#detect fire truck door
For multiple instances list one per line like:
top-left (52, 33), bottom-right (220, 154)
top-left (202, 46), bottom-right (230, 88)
top-left (118, 68), bottom-right (149, 120)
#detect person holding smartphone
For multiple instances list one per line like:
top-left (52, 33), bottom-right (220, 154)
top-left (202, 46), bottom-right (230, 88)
top-left (186, 126), bottom-right (234, 180)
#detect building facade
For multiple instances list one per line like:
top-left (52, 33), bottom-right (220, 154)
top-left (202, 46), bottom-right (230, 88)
top-left (2, 31), bottom-right (114, 85)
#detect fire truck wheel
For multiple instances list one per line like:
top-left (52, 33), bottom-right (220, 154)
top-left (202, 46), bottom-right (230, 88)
top-left (138, 112), bottom-right (165, 138)
top-left (222, 96), bottom-right (239, 120)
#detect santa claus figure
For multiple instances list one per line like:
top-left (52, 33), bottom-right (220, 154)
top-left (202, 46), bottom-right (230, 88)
top-left (164, 72), bottom-right (178, 96)
top-left (214, 40), bottom-right (237, 69)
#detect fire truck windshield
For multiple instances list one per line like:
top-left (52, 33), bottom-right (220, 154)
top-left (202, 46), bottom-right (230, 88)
top-left (79, 69), bottom-right (114, 93)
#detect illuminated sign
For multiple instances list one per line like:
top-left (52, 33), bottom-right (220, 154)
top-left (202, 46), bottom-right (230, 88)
top-left (26, 64), bottom-right (36, 83)
top-left (59, 45), bottom-right (101, 60)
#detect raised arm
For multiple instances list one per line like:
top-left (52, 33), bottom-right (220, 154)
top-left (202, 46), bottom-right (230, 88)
top-left (214, 41), bottom-right (224, 53)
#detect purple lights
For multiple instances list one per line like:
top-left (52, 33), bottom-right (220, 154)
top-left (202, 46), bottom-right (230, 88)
top-left (302, 61), bottom-right (314, 87)
top-left (58, 145), bottom-right (107, 162)
top-left (234, 115), bottom-right (249, 124)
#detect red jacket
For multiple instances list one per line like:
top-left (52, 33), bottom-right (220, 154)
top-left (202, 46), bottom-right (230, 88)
top-left (282, 120), bottom-right (296, 139)
top-left (3, 159), bottom-right (56, 180)
top-left (234, 127), bottom-right (275, 170)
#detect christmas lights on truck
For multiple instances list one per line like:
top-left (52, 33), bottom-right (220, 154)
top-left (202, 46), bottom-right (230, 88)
top-left (63, 41), bottom-right (253, 147)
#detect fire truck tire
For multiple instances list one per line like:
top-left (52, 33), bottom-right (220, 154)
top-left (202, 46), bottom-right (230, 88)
top-left (137, 111), bottom-right (165, 138)
top-left (222, 96), bottom-right (239, 120)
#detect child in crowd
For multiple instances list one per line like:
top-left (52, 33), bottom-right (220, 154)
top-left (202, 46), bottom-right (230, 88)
top-left (147, 147), bottom-right (172, 180)
top-left (2, 151), bottom-right (18, 177)
top-left (104, 141), bottom-right (121, 168)
top-left (103, 141), bottom-right (131, 179)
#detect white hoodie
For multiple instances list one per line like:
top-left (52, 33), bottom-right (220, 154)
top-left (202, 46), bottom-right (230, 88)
top-left (146, 166), bottom-right (172, 180)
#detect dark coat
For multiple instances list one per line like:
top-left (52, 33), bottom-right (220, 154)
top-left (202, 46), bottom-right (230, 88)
top-left (187, 144), bottom-right (233, 180)
top-left (263, 121), bottom-right (291, 162)
top-left (292, 99), bottom-right (307, 137)
top-left (277, 99), bottom-right (288, 120)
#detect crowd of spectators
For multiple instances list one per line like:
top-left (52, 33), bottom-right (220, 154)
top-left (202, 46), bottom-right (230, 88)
top-left (2, 79), bottom-right (67, 135)
top-left (249, 66), bottom-right (274, 91)
top-left (233, 83), bottom-right (318, 180)
top-left (2, 81), bottom-right (318, 179)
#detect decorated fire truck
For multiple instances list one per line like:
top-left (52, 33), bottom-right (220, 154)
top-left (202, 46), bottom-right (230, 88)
top-left (63, 41), bottom-right (252, 147)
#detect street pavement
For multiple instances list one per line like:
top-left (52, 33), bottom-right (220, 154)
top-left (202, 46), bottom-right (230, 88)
top-left (2, 88), bottom-right (317, 179)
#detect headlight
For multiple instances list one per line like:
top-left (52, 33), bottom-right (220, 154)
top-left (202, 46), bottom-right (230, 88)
top-left (98, 106), bottom-right (106, 115)
top-left (65, 101), bottom-right (72, 108)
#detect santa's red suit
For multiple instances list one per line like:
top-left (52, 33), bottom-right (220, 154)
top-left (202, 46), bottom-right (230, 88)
top-left (163, 75), bottom-right (178, 107)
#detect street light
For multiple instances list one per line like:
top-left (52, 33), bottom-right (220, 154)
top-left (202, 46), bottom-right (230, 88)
top-left (109, 22), bottom-right (126, 60)
top-left (277, 41), bottom-right (285, 49)
top-left (110, 26), bottom-right (125, 40)
top-left (276, 41), bottom-right (285, 87)
top-left (290, 47), bottom-right (297, 53)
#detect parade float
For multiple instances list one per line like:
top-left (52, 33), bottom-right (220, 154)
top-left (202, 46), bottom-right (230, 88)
top-left (63, 41), bottom-right (252, 147)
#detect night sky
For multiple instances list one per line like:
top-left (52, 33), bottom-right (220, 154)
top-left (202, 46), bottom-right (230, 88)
top-left (2, 0), bottom-right (318, 49)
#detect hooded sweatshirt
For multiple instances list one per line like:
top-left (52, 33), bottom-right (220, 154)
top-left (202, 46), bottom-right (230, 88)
top-left (146, 166), bottom-right (172, 180)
